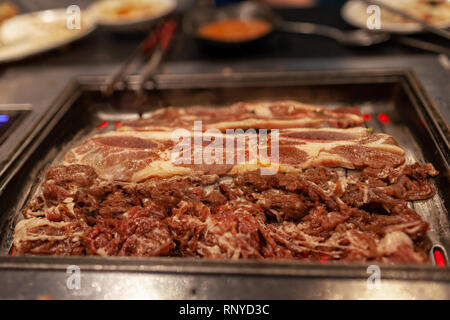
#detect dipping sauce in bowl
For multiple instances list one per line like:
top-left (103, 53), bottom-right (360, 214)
top-left (198, 19), bottom-right (272, 42)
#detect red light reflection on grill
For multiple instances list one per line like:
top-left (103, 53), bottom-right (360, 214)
top-left (115, 121), bottom-right (122, 128)
top-left (434, 248), bottom-right (446, 267)
top-left (378, 113), bottom-right (390, 124)
top-left (98, 121), bottom-right (108, 130)
top-left (363, 114), bottom-right (371, 122)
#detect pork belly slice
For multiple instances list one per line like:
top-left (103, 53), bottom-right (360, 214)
top-left (119, 100), bottom-right (364, 132)
top-left (63, 127), bottom-right (405, 182)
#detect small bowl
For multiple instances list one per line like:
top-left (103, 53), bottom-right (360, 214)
top-left (183, 1), bottom-right (280, 49)
top-left (89, 0), bottom-right (176, 33)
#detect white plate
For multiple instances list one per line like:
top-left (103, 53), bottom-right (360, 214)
top-left (0, 8), bottom-right (97, 64)
top-left (341, 0), bottom-right (450, 34)
top-left (88, 0), bottom-right (176, 33)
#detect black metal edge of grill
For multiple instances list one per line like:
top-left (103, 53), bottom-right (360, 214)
top-left (0, 69), bottom-right (448, 283)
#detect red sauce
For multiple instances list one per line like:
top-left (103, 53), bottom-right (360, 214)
top-left (198, 19), bottom-right (272, 42)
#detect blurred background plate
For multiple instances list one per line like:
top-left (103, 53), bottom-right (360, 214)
top-left (341, 0), bottom-right (450, 34)
top-left (0, 8), bottom-right (96, 63)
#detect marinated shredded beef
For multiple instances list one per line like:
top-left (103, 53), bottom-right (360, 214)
top-left (14, 163), bottom-right (437, 263)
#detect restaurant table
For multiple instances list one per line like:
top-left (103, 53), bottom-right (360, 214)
top-left (1, 3), bottom-right (449, 182)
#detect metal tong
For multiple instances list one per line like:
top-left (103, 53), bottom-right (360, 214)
top-left (103, 17), bottom-right (178, 98)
